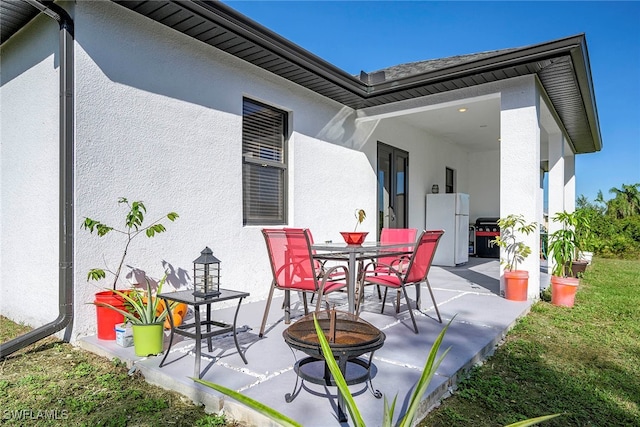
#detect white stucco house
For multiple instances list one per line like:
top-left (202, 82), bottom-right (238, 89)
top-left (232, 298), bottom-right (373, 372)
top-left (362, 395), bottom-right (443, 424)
top-left (1, 0), bottom-right (601, 354)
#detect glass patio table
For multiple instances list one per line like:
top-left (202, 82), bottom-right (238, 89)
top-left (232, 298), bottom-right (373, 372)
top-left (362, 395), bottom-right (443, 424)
top-left (157, 288), bottom-right (249, 379)
top-left (311, 241), bottom-right (415, 314)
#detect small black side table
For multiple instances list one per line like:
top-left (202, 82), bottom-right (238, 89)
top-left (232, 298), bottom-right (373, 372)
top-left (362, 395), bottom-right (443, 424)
top-left (158, 289), bottom-right (249, 379)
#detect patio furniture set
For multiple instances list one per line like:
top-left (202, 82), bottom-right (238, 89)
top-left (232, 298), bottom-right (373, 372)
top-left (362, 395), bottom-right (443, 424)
top-left (158, 227), bottom-right (444, 421)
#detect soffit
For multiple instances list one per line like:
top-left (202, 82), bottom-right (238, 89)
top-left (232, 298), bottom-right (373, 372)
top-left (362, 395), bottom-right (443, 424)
top-left (0, 0), bottom-right (39, 44)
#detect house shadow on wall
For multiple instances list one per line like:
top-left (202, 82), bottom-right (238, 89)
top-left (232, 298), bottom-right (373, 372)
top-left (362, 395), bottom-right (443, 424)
top-left (125, 260), bottom-right (191, 293)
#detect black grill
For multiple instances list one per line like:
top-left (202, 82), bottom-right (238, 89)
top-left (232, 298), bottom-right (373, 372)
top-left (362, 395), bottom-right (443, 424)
top-left (475, 217), bottom-right (500, 258)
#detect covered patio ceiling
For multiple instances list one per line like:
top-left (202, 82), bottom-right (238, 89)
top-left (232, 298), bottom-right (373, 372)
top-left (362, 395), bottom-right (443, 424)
top-left (1, 0), bottom-right (601, 156)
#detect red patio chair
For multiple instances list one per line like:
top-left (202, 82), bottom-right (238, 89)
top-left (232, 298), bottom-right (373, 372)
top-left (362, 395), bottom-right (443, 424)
top-left (283, 228), bottom-right (334, 279)
top-left (358, 228), bottom-right (417, 309)
top-left (259, 228), bottom-right (350, 337)
top-left (361, 229), bottom-right (444, 333)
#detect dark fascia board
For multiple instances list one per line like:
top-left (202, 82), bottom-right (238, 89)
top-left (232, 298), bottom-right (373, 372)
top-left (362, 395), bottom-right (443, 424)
top-left (4, 0), bottom-right (601, 153)
top-left (569, 36), bottom-right (603, 152)
top-left (174, 3), bottom-right (592, 101)
top-left (368, 35), bottom-right (586, 95)
top-left (181, 1), bottom-right (370, 96)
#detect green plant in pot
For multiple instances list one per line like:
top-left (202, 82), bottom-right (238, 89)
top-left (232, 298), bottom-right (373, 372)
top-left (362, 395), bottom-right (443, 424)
top-left (547, 210), bottom-right (580, 307)
top-left (340, 208), bottom-right (368, 245)
top-left (82, 197), bottom-right (178, 340)
top-left (572, 208), bottom-right (592, 274)
top-left (94, 274), bottom-right (177, 356)
top-left (491, 214), bottom-right (537, 301)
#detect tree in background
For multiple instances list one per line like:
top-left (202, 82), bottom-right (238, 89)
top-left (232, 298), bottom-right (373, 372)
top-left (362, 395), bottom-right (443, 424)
top-left (607, 183), bottom-right (640, 218)
top-left (578, 183), bottom-right (640, 259)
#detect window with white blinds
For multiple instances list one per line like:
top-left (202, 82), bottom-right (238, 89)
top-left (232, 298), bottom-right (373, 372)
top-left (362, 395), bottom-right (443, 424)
top-left (242, 98), bottom-right (287, 225)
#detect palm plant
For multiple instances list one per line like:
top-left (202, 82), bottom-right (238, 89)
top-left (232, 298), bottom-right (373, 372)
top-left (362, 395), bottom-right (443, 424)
top-left (604, 183), bottom-right (640, 219)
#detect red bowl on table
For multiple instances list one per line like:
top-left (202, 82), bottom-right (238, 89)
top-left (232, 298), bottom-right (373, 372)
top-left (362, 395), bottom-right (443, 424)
top-left (339, 231), bottom-right (368, 246)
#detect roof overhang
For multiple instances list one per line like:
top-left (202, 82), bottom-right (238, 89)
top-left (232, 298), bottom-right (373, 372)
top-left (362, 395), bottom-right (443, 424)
top-left (1, 0), bottom-right (602, 153)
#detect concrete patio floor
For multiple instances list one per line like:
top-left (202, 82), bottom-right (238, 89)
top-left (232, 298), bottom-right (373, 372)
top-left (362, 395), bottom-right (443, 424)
top-left (80, 257), bottom-right (538, 426)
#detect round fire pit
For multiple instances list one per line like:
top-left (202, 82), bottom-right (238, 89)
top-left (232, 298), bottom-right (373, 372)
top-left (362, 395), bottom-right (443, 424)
top-left (282, 310), bottom-right (385, 422)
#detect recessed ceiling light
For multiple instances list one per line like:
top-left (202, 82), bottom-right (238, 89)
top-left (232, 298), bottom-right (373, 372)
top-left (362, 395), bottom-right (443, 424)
top-left (458, 108), bottom-right (467, 113)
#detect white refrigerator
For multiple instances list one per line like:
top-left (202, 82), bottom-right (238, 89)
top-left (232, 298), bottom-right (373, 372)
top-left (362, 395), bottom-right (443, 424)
top-left (425, 193), bottom-right (470, 266)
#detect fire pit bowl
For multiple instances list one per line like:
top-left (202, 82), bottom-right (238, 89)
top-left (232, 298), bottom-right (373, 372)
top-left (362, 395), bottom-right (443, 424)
top-left (282, 310), bottom-right (385, 422)
top-left (283, 310), bottom-right (384, 355)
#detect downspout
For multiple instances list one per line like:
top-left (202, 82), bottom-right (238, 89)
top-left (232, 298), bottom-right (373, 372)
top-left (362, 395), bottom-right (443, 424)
top-left (0, 0), bottom-right (74, 358)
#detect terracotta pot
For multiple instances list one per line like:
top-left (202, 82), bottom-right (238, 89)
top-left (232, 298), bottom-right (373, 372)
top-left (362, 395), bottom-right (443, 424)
top-left (94, 290), bottom-right (128, 340)
top-left (340, 231), bottom-right (368, 246)
top-left (551, 276), bottom-right (579, 307)
top-left (504, 270), bottom-right (528, 301)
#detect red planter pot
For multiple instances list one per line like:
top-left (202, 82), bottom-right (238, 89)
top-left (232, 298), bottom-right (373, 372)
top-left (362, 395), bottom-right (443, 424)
top-left (504, 270), bottom-right (528, 301)
top-left (551, 276), bottom-right (579, 307)
top-left (340, 231), bottom-right (368, 246)
top-left (94, 290), bottom-right (128, 340)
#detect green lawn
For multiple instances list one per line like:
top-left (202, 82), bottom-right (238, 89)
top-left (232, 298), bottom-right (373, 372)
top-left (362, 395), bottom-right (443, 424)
top-left (0, 319), bottom-right (232, 426)
top-left (419, 258), bottom-right (640, 426)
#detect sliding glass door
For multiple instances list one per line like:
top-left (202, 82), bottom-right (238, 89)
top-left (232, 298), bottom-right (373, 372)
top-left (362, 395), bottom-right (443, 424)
top-left (377, 142), bottom-right (409, 236)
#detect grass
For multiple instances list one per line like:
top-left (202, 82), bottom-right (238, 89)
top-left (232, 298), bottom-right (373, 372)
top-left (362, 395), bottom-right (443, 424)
top-left (0, 318), bottom-right (235, 426)
top-left (2, 258), bottom-right (638, 426)
top-left (419, 257), bottom-right (640, 426)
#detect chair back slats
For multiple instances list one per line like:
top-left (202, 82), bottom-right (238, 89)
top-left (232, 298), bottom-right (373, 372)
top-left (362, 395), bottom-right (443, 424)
top-left (284, 227), bottom-right (323, 273)
top-left (405, 230), bottom-right (444, 283)
top-left (262, 228), bottom-right (317, 291)
top-left (378, 228), bottom-right (418, 266)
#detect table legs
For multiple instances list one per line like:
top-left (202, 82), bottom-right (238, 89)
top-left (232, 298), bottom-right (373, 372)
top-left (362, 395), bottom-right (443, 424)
top-left (347, 253), bottom-right (356, 313)
top-left (159, 297), bottom-right (248, 379)
top-left (194, 306), bottom-right (203, 378)
top-left (159, 297), bottom-right (174, 370)
top-left (233, 297), bottom-right (248, 365)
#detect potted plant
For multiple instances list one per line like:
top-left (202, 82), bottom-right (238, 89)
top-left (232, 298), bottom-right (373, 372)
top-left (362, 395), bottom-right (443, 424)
top-left (94, 274), bottom-right (177, 356)
top-left (82, 197), bottom-right (178, 340)
top-left (572, 208), bottom-right (592, 274)
top-left (340, 209), bottom-right (368, 245)
top-left (547, 210), bottom-right (580, 307)
top-left (491, 214), bottom-right (537, 301)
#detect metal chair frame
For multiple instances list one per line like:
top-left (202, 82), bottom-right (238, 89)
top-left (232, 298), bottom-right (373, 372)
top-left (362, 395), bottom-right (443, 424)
top-left (259, 228), bottom-right (349, 337)
top-left (361, 229), bottom-right (444, 333)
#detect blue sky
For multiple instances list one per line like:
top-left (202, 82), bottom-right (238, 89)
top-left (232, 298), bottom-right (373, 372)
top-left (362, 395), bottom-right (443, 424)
top-left (225, 1), bottom-right (640, 203)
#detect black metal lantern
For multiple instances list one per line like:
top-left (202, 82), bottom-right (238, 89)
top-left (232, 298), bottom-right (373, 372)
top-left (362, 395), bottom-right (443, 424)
top-left (193, 247), bottom-right (221, 297)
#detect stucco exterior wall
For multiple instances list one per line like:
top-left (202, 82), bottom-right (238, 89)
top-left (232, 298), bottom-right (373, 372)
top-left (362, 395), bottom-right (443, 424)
top-left (71, 1), bottom-right (380, 339)
top-left (468, 150), bottom-right (500, 223)
top-left (0, 15), bottom-right (60, 326)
